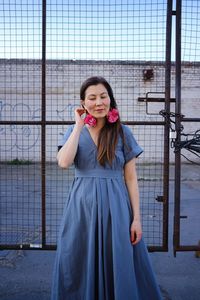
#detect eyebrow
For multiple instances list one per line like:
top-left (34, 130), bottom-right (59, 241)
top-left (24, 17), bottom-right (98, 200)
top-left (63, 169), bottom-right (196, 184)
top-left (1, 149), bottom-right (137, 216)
top-left (87, 92), bottom-right (108, 97)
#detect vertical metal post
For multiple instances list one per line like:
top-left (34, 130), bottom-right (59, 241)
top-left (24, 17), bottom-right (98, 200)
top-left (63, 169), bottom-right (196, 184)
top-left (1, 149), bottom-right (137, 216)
top-left (163, 0), bottom-right (173, 251)
top-left (173, 0), bottom-right (182, 255)
top-left (41, 0), bottom-right (46, 247)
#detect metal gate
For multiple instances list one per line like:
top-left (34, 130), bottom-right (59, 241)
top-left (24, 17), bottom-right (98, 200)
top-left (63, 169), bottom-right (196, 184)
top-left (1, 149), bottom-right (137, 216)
top-left (0, 0), bottom-right (199, 253)
top-left (172, 0), bottom-right (200, 255)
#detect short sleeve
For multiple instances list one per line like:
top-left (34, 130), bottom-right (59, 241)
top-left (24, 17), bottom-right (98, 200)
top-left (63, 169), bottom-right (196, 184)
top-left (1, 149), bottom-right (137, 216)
top-left (58, 125), bottom-right (74, 151)
top-left (122, 125), bottom-right (143, 163)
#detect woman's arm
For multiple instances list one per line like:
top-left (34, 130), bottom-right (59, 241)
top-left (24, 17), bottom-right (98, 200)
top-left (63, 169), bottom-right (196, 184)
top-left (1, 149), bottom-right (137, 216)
top-left (57, 108), bottom-right (85, 169)
top-left (124, 157), bottom-right (142, 245)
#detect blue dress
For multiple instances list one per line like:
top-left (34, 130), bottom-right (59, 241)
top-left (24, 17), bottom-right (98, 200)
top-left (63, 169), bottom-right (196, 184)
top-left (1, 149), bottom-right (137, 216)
top-left (51, 124), bottom-right (162, 300)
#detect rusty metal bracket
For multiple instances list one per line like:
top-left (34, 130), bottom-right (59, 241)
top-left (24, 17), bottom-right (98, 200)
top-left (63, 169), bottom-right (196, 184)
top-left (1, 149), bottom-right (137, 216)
top-left (138, 92), bottom-right (175, 115)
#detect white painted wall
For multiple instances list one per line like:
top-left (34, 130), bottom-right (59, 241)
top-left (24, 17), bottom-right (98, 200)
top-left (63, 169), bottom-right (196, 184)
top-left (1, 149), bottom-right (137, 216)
top-left (0, 60), bottom-right (199, 163)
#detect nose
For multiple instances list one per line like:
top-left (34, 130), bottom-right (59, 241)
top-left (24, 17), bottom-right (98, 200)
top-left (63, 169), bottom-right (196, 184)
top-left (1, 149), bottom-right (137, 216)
top-left (96, 97), bottom-right (103, 106)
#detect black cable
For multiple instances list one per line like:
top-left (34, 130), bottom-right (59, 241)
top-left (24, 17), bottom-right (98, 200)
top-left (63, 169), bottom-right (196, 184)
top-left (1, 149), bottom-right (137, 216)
top-left (159, 109), bottom-right (200, 164)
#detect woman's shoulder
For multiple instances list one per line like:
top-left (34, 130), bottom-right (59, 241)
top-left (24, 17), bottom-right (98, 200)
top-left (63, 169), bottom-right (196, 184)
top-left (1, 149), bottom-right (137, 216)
top-left (121, 124), bottom-right (133, 136)
top-left (120, 124), bottom-right (143, 159)
top-left (59, 124), bottom-right (75, 147)
top-left (120, 123), bottom-right (139, 145)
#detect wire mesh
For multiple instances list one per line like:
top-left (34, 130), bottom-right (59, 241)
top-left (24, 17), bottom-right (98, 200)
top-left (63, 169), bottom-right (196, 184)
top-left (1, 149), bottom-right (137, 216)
top-left (181, 0), bottom-right (200, 169)
top-left (182, 0), bottom-right (200, 63)
top-left (46, 0), bottom-right (166, 61)
top-left (179, 162), bottom-right (200, 247)
top-left (131, 125), bottom-right (164, 247)
top-left (0, 125), bottom-right (42, 247)
top-left (175, 0), bottom-right (200, 250)
top-left (45, 125), bottom-right (75, 245)
top-left (0, 0), bottom-right (168, 250)
top-left (181, 0), bottom-right (200, 120)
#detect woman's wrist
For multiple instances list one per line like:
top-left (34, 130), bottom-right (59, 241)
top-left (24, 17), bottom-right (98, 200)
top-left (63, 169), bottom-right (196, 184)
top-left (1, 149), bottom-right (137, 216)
top-left (133, 214), bottom-right (141, 222)
top-left (74, 122), bottom-right (84, 132)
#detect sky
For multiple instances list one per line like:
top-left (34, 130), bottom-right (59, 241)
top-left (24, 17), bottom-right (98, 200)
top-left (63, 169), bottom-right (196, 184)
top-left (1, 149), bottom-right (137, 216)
top-left (0, 0), bottom-right (199, 61)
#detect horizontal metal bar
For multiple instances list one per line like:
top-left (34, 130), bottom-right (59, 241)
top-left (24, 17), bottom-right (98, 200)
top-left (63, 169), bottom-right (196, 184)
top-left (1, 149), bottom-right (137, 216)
top-left (0, 121), bottom-right (166, 126)
top-left (148, 245), bottom-right (168, 252)
top-left (0, 121), bottom-right (74, 125)
top-left (123, 121), bottom-right (165, 125)
top-left (138, 97), bottom-right (176, 103)
top-left (0, 244), bottom-right (56, 250)
top-left (182, 118), bottom-right (200, 122)
top-left (174, 245), bottom-right (200, 251)
top-left (0, 244), bottom-right (168, 252)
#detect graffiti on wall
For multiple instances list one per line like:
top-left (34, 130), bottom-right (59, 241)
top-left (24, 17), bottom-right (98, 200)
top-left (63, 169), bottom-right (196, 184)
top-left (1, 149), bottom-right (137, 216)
top-left (56, 103), bottom-right (77, 121)
top-left (56, 103), bottom-right (77, 142)
top-left (0, 100), bottom-right (40, 152)
top-left (0, 100), bottom-right (77, 154)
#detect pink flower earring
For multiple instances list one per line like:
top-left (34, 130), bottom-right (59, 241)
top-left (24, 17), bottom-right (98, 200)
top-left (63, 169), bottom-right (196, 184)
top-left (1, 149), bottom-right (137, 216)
top-left (107, 108), bottom-right (119, 123)
top-left (84, 114), bottom-right (97, 127)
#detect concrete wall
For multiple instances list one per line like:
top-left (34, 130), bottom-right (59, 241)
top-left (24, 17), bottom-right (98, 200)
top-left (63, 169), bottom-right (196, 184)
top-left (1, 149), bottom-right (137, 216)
top-left (0, 59), bottom-right (199, 163)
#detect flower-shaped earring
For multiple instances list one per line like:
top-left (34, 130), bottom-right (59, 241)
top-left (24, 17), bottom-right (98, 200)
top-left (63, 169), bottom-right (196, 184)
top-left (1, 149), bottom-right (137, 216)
top-left (107, 108), bottom-right (119, 123)
top-left (84, 114), bottom-right (97, 127)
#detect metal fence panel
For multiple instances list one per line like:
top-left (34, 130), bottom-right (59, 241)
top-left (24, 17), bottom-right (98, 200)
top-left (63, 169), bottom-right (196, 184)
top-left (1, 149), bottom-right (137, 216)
top-left (173, 0), bottom-right (200, 254)
top-left (0, 0), bottom-right (169, 251)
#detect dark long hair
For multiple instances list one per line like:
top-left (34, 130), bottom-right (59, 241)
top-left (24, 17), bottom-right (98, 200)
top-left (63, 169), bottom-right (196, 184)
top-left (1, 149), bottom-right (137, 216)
top-left (80, 76), bottom-right (123, 166)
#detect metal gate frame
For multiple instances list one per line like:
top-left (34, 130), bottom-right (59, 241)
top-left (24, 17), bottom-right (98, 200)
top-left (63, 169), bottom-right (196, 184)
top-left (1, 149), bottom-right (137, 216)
top-left (2, 0), bottom-right (195, 252)
top-left (0, 0), bottom-right (171, 252)
top-left (173, 0), bottom-right (200, 255)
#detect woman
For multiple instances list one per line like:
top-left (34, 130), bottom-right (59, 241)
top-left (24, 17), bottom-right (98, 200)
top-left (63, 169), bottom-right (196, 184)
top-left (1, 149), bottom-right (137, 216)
top-left (51, 76), bottom-right (162, 300)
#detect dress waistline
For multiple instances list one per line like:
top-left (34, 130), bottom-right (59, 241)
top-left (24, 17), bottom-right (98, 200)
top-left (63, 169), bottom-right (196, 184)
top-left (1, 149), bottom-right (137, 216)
top-left (75, 169), bottom-right (123, 179)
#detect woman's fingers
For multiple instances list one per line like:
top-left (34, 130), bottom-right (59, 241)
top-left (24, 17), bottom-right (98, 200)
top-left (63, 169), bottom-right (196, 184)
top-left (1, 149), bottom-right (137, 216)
top-left (75, 107), bottom-right (85, 117)
top-left (131, 230), bottom-right (142, 245)
top-left (130, 231), bottom-right (137, 243)
top-left (75, 108), bottom-right (86, 125)
top-left (130, 222), bottom-right (142, 245)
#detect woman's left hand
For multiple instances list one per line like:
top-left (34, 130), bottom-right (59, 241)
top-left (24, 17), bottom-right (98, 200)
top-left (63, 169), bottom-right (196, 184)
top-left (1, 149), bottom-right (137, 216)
top-left (130, 219), bottom-right (142, 245)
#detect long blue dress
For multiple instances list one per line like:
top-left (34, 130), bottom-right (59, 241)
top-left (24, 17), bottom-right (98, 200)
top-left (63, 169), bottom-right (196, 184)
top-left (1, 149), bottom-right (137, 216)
top-left (51, 124), bottom-right (162, 300)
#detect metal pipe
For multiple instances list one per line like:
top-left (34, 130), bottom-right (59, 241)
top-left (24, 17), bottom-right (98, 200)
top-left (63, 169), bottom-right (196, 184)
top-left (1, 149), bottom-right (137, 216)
top-left (162, 0), bottom-right (173, 252)
top-left (173, 0), bottom-right (182, 256)
top-left (41, 0), bottom-right (47, 248)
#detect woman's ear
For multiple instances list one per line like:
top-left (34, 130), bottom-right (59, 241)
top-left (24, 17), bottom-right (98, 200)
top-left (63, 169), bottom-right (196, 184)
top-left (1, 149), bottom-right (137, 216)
top-left (81, 100), bottom-right (85, 109)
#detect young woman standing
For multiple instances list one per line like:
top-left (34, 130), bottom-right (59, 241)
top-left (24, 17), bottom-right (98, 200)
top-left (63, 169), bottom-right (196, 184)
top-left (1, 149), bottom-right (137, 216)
top-left (51, 76), bottom-right (162, 300)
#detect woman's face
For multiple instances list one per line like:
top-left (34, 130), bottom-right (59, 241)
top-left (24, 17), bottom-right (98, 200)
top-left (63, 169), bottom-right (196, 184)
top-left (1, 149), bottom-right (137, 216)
top-left (82, 84), bottom-right (111, 119)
